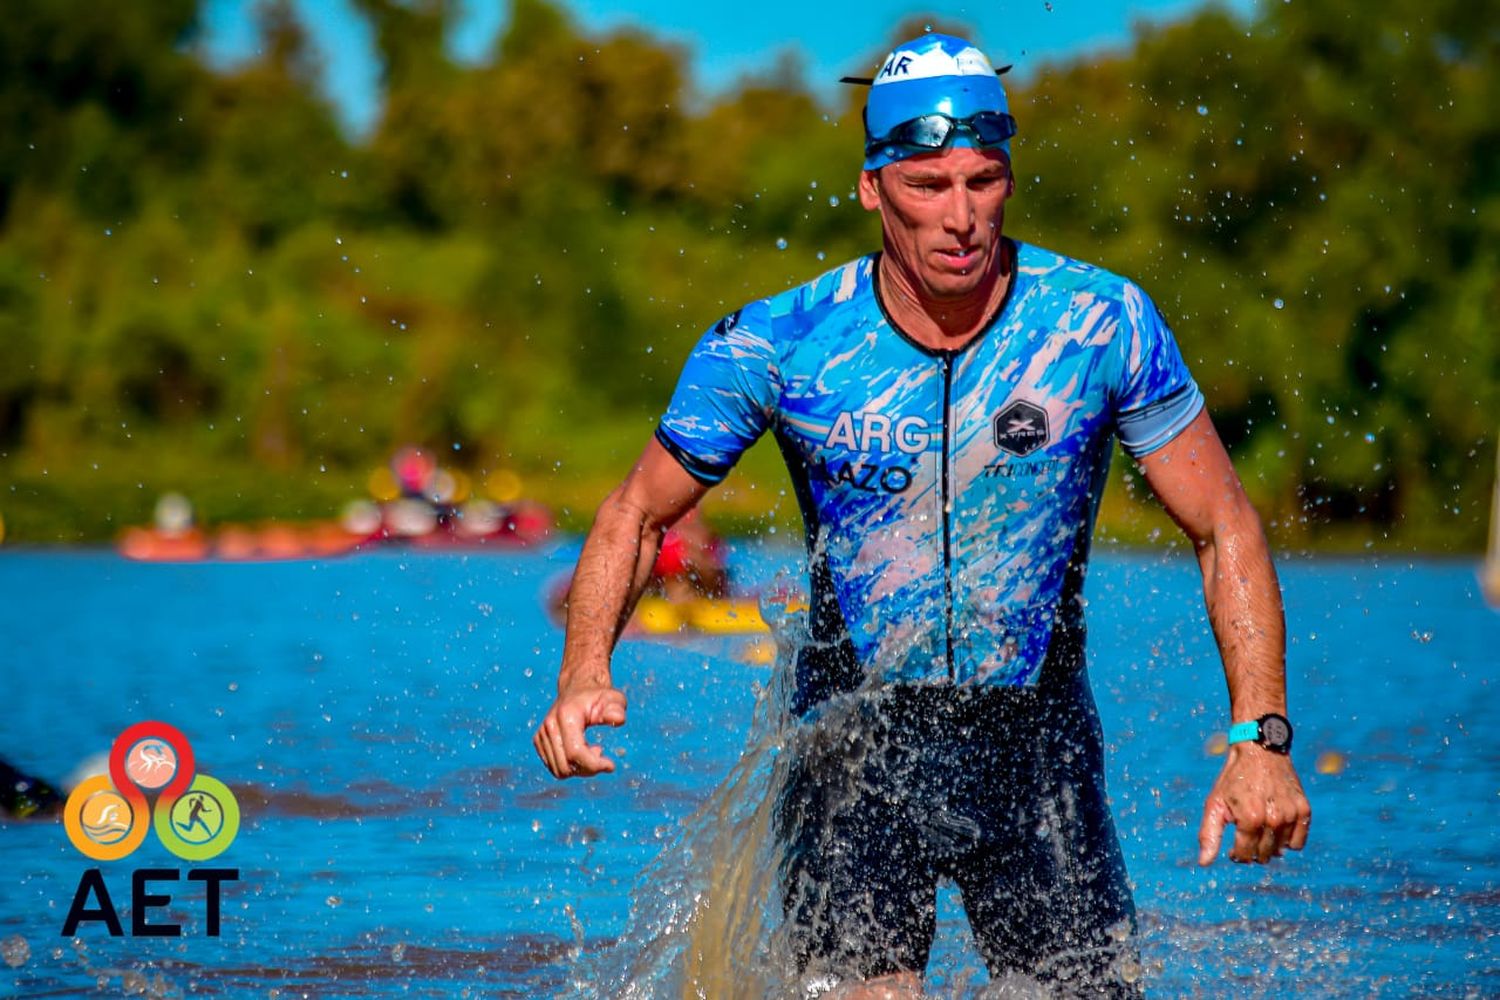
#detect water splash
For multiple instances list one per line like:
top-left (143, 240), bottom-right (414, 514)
top-left (562, 589), bottom-right (811, 998)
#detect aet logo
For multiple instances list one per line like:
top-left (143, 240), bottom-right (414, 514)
top-left (60, 721), bottom-right (242, 937)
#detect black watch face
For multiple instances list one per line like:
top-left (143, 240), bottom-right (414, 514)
top-left (1260, 715), bottom-right (1292, 750)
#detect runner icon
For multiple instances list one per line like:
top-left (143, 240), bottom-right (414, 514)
top-left (173, 791), bottom-right (221, 843)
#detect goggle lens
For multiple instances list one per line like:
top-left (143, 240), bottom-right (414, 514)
top-left (867, 112), bottom-right (1018, 156)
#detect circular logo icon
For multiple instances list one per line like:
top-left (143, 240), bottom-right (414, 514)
top-left (125, 738), bottom-right (179, 790)
top-left (63, 774), bottom-right (150, 861)
top-left (155, 775), bottom-right (240, 861)
top-left (79, 789), bottom-right (134, 846)
top-left (168, 789), bottom-right (226, 844)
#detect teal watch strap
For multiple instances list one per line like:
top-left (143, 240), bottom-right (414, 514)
top-left (1227, 720), bottom-right (1260, 745)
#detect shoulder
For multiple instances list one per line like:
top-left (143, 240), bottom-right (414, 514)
top-left (703, 255), bottom-right (877, 358)
top-left (764, 255), bottom-right (878, 327)
top-left (1013, 240), bottom-right (1147, 309)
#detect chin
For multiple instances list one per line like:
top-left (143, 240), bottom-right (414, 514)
top-left (922, 269), bottom-right (987, 300)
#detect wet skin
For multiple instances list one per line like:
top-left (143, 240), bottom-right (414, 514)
top-left (857, 145), bottom-right (1015, 349)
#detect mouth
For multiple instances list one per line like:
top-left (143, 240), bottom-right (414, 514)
top-left (934, 245), bottom-right (983, 271)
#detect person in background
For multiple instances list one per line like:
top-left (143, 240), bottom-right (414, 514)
top-left (650, 508), bottom-right (730, 602)
top-left (0, 757), bottom-right (61, 818)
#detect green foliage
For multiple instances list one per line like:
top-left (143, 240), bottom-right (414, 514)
top-left (0, 0), bottom-right (1494, 549)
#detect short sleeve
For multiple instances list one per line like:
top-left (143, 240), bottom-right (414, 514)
top-left (655, 300), bottom-right (779, 485)
top-left (1112, 282), bottom-right (1205, 458)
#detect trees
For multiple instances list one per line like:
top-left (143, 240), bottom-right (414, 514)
top-left (0, 0), bottom-right (1492, 547)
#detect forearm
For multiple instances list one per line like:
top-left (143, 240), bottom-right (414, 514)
top-left (558, 487), bottom-right (666, 691)
top-left (1196, 501), bottom-right (1287, 721)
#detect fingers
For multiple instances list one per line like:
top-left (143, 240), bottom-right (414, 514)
top-left (1216, 799), bottom-right (1311, 864)
top-left (532, 689), bottom-right (627, 779)
top-left (1201, 752), bottom-right (1312, 866)
top-left (598, 694), bottom-right (626, 727)
top-left (1230, 816), bottom-right (1259, 863)
top-left (560, 704), bottom-right (617, 777)
top-left (532, 712), bottom-right (570, 778)
top-left (1288, 808), bottom-right (1312, 852)
top-left (1197, 798), bottom-right (1231, 866)
top-left (1255, 823), bottom-right (1281, 863)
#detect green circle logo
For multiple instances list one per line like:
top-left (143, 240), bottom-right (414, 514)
top-left (155, 775), bottom-right (240, 861)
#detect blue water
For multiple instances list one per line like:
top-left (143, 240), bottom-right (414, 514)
top-left (0, 544), bottom-right (1496, 997)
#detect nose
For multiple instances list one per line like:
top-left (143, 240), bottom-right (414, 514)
top-left (943, 185), bottom-right (976, 235)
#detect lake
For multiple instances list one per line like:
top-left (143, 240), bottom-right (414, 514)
top-left (0, 543), bottom-right (1496, 997)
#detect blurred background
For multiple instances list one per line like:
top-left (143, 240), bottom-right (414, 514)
top-left (0, 0), bottom-right (1495, 552)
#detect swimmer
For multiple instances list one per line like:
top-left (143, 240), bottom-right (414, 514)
top-left (0, 755), bottom-right (62, 819)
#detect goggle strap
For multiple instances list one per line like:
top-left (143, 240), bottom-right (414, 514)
top-left (839, 65), bottom-right (1013, 85)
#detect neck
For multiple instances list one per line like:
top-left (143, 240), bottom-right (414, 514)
top-left (877, 240), bottom-right (1013, 350)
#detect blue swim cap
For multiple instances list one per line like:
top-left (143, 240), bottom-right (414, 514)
top-left (863, 33), bottom-right (1011, 170)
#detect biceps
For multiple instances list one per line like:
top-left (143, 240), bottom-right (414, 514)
top-left (614, 437), bottom-right (714, 531)
top-left (1136, 410), bottom-right (1252, 545)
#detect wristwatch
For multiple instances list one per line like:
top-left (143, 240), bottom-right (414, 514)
top-left (1227, 713), bottom-right (1294, 754)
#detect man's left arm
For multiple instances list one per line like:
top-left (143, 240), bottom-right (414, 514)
top-left (1136, 408), bottom-right (1312, 865)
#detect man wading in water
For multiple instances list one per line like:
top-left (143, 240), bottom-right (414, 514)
top-left (535, 32), bottom-right (1311, 997)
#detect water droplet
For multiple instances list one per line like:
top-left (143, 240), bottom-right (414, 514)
top-left (1273, 298), bottom-right (1285, 309)
top-left (775, 237), bottom-right (788, 251)
top-left (1, 933), bottom-right (29, 968)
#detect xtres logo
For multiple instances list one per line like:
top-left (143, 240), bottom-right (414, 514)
top-left (993, 400), bottom-right (1050, 457)
top-left (60, 722), bottom-right (240, 937)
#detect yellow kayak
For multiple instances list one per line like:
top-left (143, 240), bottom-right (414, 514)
top-left (634, 597), bottom-right (769, 636)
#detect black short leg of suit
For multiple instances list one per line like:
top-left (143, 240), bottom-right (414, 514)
top-left (775, 678), bottom-right (1142, 995)
top-left (777, 694), bottom-right (939, 979)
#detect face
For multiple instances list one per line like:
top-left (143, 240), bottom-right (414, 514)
top-left (858, 145), bottom-right (1015, 302)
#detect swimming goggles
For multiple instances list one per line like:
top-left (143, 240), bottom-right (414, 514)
top-left (864, 111), bottom-right (1018, 157)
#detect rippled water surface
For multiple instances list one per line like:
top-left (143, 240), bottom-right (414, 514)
top-left (0, 545), bottom-right (1496, 997)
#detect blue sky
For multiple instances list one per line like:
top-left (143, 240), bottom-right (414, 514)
top-left (200, 0), bottom-right (1255, 134)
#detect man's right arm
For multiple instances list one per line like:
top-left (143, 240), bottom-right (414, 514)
top-left (533, 438), bottom-right (710, 779)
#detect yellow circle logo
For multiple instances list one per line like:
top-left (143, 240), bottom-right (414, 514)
top-left (64, 775), bottom-right (149, 861)
top-left (78, 789), bottom-right (134, 846)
